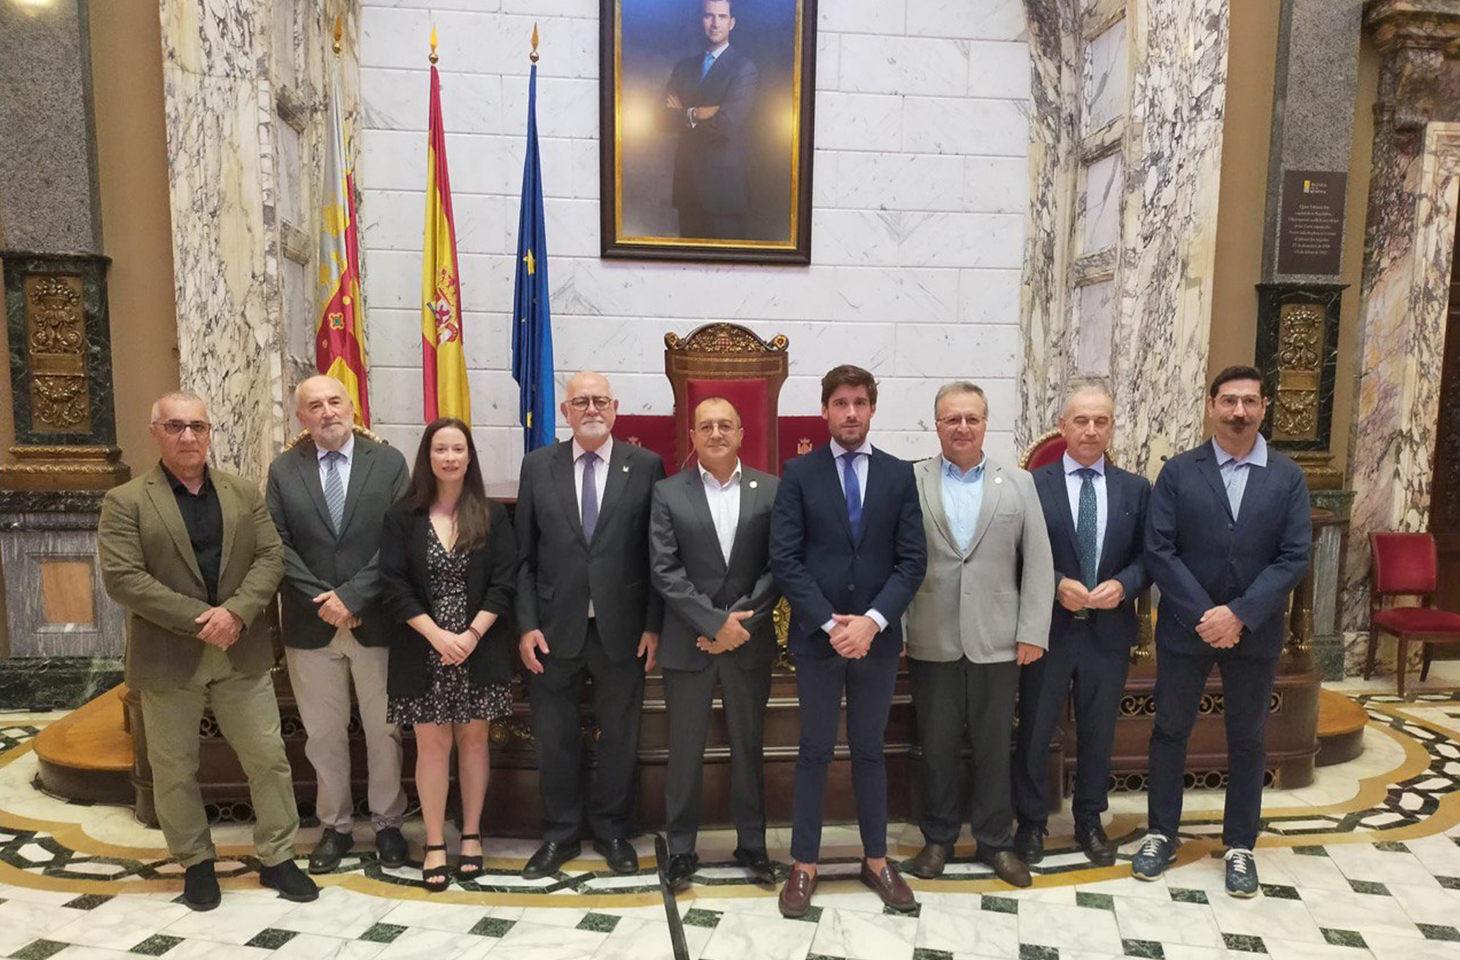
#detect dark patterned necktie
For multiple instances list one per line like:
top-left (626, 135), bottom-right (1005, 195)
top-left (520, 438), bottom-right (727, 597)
top-left (842, 452), bottom-right (863, 540)
top-left (580, 451), bottom-right (599, 540)
top-left (1076, 467), bottom-right (1098, 588)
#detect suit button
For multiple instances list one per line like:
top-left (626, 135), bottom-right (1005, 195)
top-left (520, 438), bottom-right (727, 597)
top-left (847, 584), bottom-right (855, 591)
top-left (1228, 523), bottom-right (1235, 530)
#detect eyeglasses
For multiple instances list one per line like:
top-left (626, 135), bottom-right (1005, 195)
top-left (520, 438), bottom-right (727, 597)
top-left (567, 395), bottom-right (613, 411)
top-left (695, 420), bottom-right (738, 435)
top-left (936, 415), bottom-right (985, 429)
top-left (1214, 395), bottom-right (1265, 410)
top-left (153, 419), bottom-right (211, 436)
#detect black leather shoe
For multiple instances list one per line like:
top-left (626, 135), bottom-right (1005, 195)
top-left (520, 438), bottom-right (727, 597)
top-left (1074, 819), bottom-right (1117, 867)
top-left (1014, 822), bottom-right (1046, 866)
top-left (259, 859), bottom-right (320, 902)
top-left (375, 827), bottom-right (408, 869)
top-left (522, 840), bottom-right (581, 880)
top-left (904, 842), bottom-right (952, 880)
top-left (733, 846), bottom-right (777, 885)
top-left (182, 861), bottom-right (220, 912)
top-left (593, 837), bottom-right (640, 875)
top-left (662, 852), bottom-right (699, 890)
top-left (308, 828), bottom-right (353, 874)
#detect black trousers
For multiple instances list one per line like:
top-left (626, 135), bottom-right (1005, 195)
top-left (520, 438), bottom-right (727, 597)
top-left (677, 202), bottom-right (747, 241)
top-left (790, 650), bottom-right (898, 863)
top-left (662, 656), bottom-right (772, 855)
top-left (528, 621), bottom-right (645, 843)
top-left (908, 656), bottom-right (1019, 850)
top-left (1146, 647), bottom-right (1276, 849)
top-left (1012, 629), bottom-right (1131, 827)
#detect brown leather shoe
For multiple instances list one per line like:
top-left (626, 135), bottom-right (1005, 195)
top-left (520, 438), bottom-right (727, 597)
top-left (860, 861), bottom-right (917, 912)
top-left (980, 848), bottom-right (1032, 888)
top-left (778, 865), bottom-right (818, 918)
top-left (904, 842), bottom-right (952, 880)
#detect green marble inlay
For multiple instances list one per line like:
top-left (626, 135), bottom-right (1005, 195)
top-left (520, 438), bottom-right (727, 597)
top-left (983, 895), bottom-right (1018, 914)
top-left (1222, 934), bottom-right (1267, 953)
top-left (1348, 879), bottom-right (1389, 895)
top-left (1373, 841), bottom-right (1410, 853)
top-left (1259, 884), bottom-right (1301, 900)
top-left (10, 941), bottom-right (68, 960)
top-left (1292, 846), bottom-right (1328, 857)
top-left (1438, 876), bottom-right (1460, 890)
top-left (682, 908), bottom-right (721, 929)
top-left (1077, 891), bottom-right (1115, 911)
top-left (244, 929), bottom-right (298, 950)
top-left (1019, 945), bottom-right (1059, 960)
top-left (469, 917), bottom-right (514, 938)
top-left (129, 934), bottom-right (185, 956)
top-left (577, 913), bottom-right (620, 933)
top-left (912, 951), bottom-right (954, 960)
top-left (1321, 929), bottom-right (1367, 948)
top-left (1122, 938), bottom-right (1164, 958)
top-left (1169, 887), bottom-right (1208, 904)
top-left (359, 923), bottom-right (408, 943)
top-left (1418, 924), bottom-right (1460, 942)
top-left (886, 903), bottom-right (921, 918)
top-left (62, 893), bottom-right (112, 910)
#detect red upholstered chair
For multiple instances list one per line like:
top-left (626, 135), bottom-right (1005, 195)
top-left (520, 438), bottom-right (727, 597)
top-left (1365, 532), bottom-right (1460, 698)
top-left (611, 414), bottom-right (676, 475)
top-left (1019, 428), bottom-right (1067, 471)
top-left (664, 323), bottom-right (789, 475)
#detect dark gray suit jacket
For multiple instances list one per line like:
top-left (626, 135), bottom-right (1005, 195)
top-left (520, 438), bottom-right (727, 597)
top-left (649, 465), bottom-right (780, 673)
top-left (516, 438), bottom-right (666, 662)
top-left (266, 435), bottom-right (411, 649)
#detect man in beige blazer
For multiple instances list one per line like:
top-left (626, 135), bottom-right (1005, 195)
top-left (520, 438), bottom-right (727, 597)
top-left (99, 391), bottom-right (316, 911)
top-left (902, 381), bottom-right (1054, 887)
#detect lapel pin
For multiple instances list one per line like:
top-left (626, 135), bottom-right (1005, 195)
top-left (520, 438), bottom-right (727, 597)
top-left (622, 464), bottom-right (630, 473)
top-left (995, 476), bottom-right (1003, 484)
top-left (749, 480), bottom-right (758, 488)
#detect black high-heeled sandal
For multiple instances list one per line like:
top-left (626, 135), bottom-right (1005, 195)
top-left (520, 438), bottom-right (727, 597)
top-left (457, 833), bottom-right (484, 880)
top-left (421, 843), bottom-right (451, 892)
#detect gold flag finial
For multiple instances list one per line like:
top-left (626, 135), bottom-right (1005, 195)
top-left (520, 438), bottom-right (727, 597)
top-left (429, 24), bottom-right (439, 64)
top-left (530, 23), bottom-right (540, 63)
top-left (332, 15), bottom-right (342, 55)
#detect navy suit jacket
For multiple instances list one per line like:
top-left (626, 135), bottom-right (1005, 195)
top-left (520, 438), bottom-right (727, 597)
top-left (663, 45), bottom-right (759, 216)
top-left (770, 444), bottom-right (927, 659)
top-left (1145, 441), bottom-right (1312, 659)
top-left (1033, 460), bottom-right (1150, 652)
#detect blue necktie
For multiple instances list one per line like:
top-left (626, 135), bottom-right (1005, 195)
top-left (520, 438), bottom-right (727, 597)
top-left (842, 452), bottom-right (863, 541)
top-left (1076, 468), bottom-right (1098, 588)
top-left (580, 451), bottom-right (599, 541)
top-left (701, 52), bottom-right (715, 80)
top-left (323, 451), bottom-right (345, 534)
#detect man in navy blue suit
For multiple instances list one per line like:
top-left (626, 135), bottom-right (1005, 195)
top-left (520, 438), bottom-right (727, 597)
top-left (1014, 386), bottom-right (1149, 868)
top-left (1132, 366), bottom-right (1311, 897)
top-left (770, 365), bottom-right (927, 918)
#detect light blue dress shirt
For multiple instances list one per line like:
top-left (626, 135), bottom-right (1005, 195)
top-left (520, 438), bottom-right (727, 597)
top-left (940, 454), bottom-right (986, 553)
top-left (1062, 453), bottom-right (1107, 568)
top-left (1212, 433), bottom-right (1268, 519)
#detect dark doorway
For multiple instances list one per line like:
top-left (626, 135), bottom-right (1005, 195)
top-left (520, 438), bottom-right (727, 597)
top-left (1431, 205), bottom-right (1460, 611)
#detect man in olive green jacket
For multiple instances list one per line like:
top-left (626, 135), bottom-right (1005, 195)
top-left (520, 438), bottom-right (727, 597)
top-left (99, 391), bottom-right (315, 910)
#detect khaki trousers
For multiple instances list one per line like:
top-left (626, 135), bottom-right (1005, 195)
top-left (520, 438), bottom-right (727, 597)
top-left (285, 628), bottom-right (405, 832)
top-left (139, 645), bottom-right (299, 868)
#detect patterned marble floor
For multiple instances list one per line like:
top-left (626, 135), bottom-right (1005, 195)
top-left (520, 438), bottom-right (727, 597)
top-left (4, 671), bottom-right (1460, 960)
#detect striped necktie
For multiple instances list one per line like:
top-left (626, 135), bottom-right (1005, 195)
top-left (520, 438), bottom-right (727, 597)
top-left (323, 451), bottom-right (345, 534)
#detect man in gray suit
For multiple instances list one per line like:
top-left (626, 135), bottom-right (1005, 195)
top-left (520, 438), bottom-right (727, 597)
top-left (903, 382), bottom-right (1054, 887)
top-left (650, 397), bottom-right (780, 891)
top-left (266, 375), bottom-right (412, 873)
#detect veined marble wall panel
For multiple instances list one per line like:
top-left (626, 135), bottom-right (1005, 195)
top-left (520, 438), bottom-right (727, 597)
top-left (1340, 121), bottom-right (1460, 666)
top-left (356, 0), bottom-right (1036, 480)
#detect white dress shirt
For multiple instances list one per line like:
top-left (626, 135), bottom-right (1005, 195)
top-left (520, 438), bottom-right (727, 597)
top-left (1062, 452), bottom-right (1108, 569)
top-left (699, 459), bottom-right (742, 565)
top-left (824, 438), bottom-right (887, 634)
top-left (572, 435), bottom-right (613, 617)
top-left (317, 432), bottom-right (355, 492)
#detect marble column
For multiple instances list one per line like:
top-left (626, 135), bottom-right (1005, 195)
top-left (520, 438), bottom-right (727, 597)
top-left (1341, 3), bottom-right (1460, 673)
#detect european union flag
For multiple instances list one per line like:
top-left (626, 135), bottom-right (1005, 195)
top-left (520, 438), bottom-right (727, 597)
top-left (512, 59), bottom-right (555, 452)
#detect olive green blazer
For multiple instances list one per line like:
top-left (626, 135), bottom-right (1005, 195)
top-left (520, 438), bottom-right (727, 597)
top-left (99, 464), bottom-right (284, 690)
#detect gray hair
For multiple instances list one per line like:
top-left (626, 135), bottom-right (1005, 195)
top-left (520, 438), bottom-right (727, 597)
top-left (293, 374), bottom-right (351, 411)
top-left (1060, 384), bottom-right (1115, 419)
top-left (149, 390), bottom-right (208, 422)
top-left (933, 381), bottom-right (987, 417)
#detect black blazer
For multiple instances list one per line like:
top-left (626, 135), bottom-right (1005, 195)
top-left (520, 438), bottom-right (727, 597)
top-left (266, 437), bottom-right (412, 649)
top-left (515, 439), bottom-right (666, 663)
top-left (378, 500), bottom-right (518, 698)
top-left (1032, 459), bottom-right (1151, 652)
top-left (663, 45), bottom-right (759, 216)
top-left (770, 444), bottom-right (927, 659)
top-left (1145, 441), bottom-right (1312, 659)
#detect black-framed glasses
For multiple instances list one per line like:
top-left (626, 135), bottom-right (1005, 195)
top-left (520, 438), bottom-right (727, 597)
top-left (153, 419), bottom-right (211, 436)
top-left (567, 395), bottom-right (613, 411)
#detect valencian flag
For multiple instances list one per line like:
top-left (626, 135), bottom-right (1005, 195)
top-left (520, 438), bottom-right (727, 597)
top-left (314, 19), bottom-right (371, 426)
top-left (421, 28), bottom-right (471, 425)
top-left (512, 26), bottom-right (555, 452)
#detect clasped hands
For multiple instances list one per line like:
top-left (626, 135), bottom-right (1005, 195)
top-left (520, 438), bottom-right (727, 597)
top-left (1196, 604), bottom-right (1243, 648)
top-left (313, 589), bottom-right (362, 630)
top-left (1056, 577), bottom-right (1125, 613)
top-left (194, 606), bottom-right (244, 650)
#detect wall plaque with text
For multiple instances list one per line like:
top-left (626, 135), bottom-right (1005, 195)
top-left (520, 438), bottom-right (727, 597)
top-left (1277, 170), bottom-right (1347, 276)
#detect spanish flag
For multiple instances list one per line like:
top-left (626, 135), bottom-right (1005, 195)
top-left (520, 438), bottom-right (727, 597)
top-left (314, 23), bottom-right (371, 426)
top-left (421, 30), bottom-right (470, 425)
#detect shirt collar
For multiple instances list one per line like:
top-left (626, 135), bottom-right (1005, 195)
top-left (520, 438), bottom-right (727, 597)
top-left (573, 435), bottom-right (614, 464)
top-left (1063, 452), bottom-right (1106, 476)
top-left (160, 462), bottom-right (212, 493)
top-left (1212, 433), bottom-right (1268, 468)
top-left (941, 454), bottom-right (985, 483)
top-left (317, 433), bottom-right (355, 464)
top-left (706, 41), bottom-right (729, 59)
top-left (829, 438), bottom-right (873, 460)
top-left (699, 458), bottom-right (742, 490)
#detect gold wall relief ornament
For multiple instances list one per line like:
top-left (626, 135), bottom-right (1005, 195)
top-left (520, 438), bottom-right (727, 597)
top-left (26, 275), bottom-right (84, 355)
top-left (32, 375), bottom-right (89, 429)
top-left (665, 323), bottom-right (789, 354)
top-left (1273, 388), bottom-right (1319, 439)
top-left (1276, 303), bottom-right (1322, 371)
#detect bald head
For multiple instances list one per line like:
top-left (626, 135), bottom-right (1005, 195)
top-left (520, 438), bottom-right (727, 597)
top-left (295, 375), bottom-right (354, 451)
top-left (562, 370), bottom-right (618, 449)
top-left (1059, 385), bottom-right (1115, 466)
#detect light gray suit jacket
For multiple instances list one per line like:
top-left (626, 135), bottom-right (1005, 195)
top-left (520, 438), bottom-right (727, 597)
top-left (904, 455), bottom-right (1055, 663)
